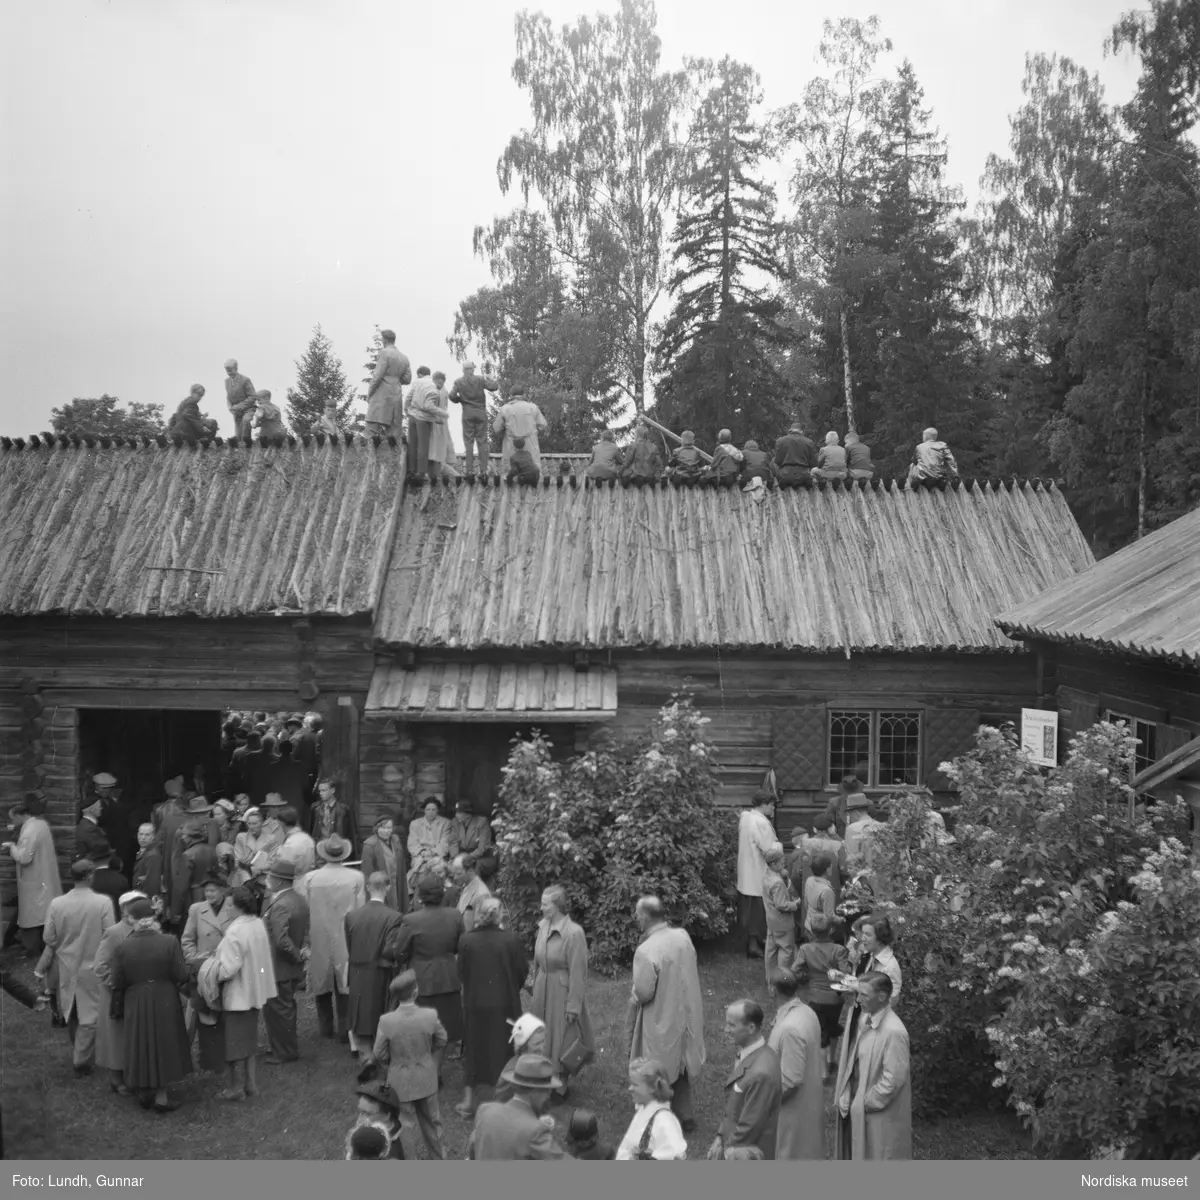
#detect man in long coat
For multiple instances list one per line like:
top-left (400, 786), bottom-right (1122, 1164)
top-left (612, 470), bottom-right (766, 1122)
top-left (708, 999), bottom-right (782, 1161)
top-left (261, 859), bottom-right (310, 1064)
top-left (75, 800), bottom-right (112, 865)
top-left (768, 968), bottom-right (825, 1159)
top-left (364, 329), bottom-right (411, 436)
top-left (835, 971), bottom-right (912, 1160)
top-left (39, 859), bottom-right (114, 1074)
top-left (93, 890), bottom-right (141, 1094)
top-left (626, 895), bottom-right (705, 1132)
top-left (737, 791), bottom-right (777, 959)
top-left (296, 834), bottom-right (365, 1043)
top-left (345, 871), bottom-right (402, 1063)
top-left (3, 803), bottom-right (62, 954)
top-left (153, 776), bottom-right (188, 907)
top-left (180, 876), bottom-right (236, 1039)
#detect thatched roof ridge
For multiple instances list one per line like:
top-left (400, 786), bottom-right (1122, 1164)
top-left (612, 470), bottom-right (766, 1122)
top-left (997, 504), bottom-right (1200, 668)
top-left (0, 436), bottom-right (405, 617)
top-left (376, 477), bottom-right (1093, 652)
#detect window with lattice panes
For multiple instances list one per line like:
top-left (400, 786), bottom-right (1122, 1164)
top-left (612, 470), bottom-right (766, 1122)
top-left (1103, 710), bottom-right (1158, 776)
top-left (828, 709), bottom-right (922, 788)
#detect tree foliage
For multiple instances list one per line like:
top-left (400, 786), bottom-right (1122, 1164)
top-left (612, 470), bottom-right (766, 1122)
top-left (286, 324), bottom-right (356, 435)
top-left (49, 395), bottom-right (165, 439)
top-left (492, 698), bottom-right (737, 968)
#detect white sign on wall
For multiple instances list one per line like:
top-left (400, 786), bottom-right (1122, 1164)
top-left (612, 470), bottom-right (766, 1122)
top-left (1021, 708), bottom-right (1059, 767)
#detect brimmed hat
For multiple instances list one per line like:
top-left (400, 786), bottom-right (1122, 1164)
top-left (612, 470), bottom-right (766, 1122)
top-left (499, 1054), bottom-right (562, 1092)
top-left (846, 793), bottom-right (871, 810)
top-left (417, 873), bottom-right (444, 901)
top-left (186, 796), bottom-right (213, 814)
top-left (268, 859), bottom-right (297, 881)
top-left (285, 715), bottom-right (304, 728)
top-left (164, 775), bottom-right (185, 798)
top-left (507, 1013), bottom-right (546, 1047)
top-left (118, 890), bottom-right (147, 908)
top-left (355, 1079), bottom-right (401, 1116)
top-left (455, 798), bottom-right (473, 813)
top-left (262, 793), bottom-right (287, 809)
top-left (317, 834), bottom-right (353, 862)
top-left (93, 772), bottom-right (118, 788)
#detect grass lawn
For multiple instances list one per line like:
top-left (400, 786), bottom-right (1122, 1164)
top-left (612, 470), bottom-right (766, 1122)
top-left (0, 939), bottom-right (1037, 1160)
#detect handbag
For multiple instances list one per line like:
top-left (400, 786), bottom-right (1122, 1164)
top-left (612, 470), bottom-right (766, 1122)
top-left (558, 1025), bottom-right (593, 1075)
top-left (634, 1110), bottom-right (662, 1161)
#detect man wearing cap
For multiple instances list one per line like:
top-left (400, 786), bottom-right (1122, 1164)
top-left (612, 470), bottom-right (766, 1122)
top-left (91, 772), bottom-right (130, 871)
top-left (93, 890), bottom-right (145, 1095)
top-left (75, 798), bottom-right (112, 866)
top-left (467, 1055), bottom-right (570, 1160)
top-left (3, 802), bottom-right (62, 956)
top-left (767, 968), bottom-right (825, 1159)
top-left (260, 792), bottom-right (289, 850)
top-left (493, 386), bottom-right (548, 476)
top-left (365, 329), bottom-right (412, 437)
top-left (709, 999), bottom-right (782, 1160)
top-left (449, 360), bottom-right (501, 476)
top-left (345, 872), bottom-right (402, 1064)
top-left (262, 858), bottom-right (311, 1065)
top-left (169, 798), bottom-right (216, 926)
top-left (40, 859), bottom-right (114, 1075)
top-left (773, 423), bottom-right (817, 485)
top-left (449, 799), bottom-right (495, 874)
top-left (370, 969), bottom-right (448, 1159)
top-left (353, 1079), bottom-right (406, 1159)
top-left (224, 359), bottom-right (257, 439)
top-left (299, 834), bottom-right (365, 1043)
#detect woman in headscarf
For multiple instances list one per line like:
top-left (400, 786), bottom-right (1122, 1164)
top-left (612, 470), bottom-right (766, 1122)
top-left (212, 884), bottom-right (277, 1102)
top-left (406, 798), bottom-right (452, 891)
top-left (109, 898), bottom-right (192, 1112)
top-left (529, 884), bottom-right (595, 1100)
top-left (492, 1013), bottom-right (548, 1104)
top-left (360, 814), bottom-right (407, 913)
top-left (456, 895), bottom-right (527, 1118)
top-left (93, 890), bottom-right (145, 1095)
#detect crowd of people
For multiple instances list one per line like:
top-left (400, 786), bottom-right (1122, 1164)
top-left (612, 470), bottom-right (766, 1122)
top-left (4, 740), bottom-right (917, 1161)
top-left (169, 347), bottom-right (959, 494)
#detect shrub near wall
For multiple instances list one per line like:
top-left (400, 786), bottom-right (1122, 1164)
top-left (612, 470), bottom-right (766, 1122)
top-left (493, 698), bottom-right (737, 968)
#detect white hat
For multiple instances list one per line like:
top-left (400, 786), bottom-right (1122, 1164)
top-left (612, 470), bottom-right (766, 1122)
top-left (118, 890), bottom-right (147, 908)
top-left (93, 772), bottom-right (118, 787)
top-left (507, 1013), bottom-right (546, 1048)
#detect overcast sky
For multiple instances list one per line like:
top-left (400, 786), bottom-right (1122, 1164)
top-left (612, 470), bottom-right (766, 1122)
top-left (0, 0), bottom-right (1143, 448)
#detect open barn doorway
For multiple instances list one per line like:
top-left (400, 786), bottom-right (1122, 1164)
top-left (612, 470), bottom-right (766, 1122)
top-left (77, 709), bottom-right (223, 875)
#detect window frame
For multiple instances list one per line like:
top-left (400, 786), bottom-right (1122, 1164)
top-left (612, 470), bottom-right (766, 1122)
top-left (1103, 709), bottom-right (1158, 776)
top-left (825, 707), bottom-right (924, 791)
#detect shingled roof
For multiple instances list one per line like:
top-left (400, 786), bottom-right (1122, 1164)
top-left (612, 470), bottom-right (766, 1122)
top-left (376, 477), bottom-right (1093, 652)
top-left (0, 435), bottom-right (405, 618)
top-left (997, 504), bottom-right (1200, 668)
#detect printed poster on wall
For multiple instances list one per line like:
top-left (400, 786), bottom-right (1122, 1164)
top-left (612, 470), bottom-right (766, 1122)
top-left (1021, 708), bottom-right (1058, 767)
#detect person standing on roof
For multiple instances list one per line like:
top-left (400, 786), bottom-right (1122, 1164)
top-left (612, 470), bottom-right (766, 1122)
top-left (773, 423), bottom-right (817, 485)
top-left (224, 359), bottom-right (257, 440)
top-left (450, 360), bottom-right (501, 476)
top-left (494, 386), bottom-right (548, 476)
top-left (365, 330), bottom-right (412, 438)
top-left (908, 427), bottom-right (958, 483)
top-left (406, 367), bottom-right (447, 484)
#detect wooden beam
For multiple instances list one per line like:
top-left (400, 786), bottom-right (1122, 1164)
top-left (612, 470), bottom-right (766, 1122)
top-left (385, 711), bottom-right (616, 724)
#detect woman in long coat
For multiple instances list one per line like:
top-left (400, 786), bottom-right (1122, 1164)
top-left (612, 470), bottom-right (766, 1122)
top-left (529, 884), bottom-right (595, 1098)
top-left (406, 798), bottom-right (452, 891)
top-left (360, 815), bottom-right (407, 914)
top-left (231, 807), bottom-right (279, 888)
top-left (109, 899), bottom-right (192, 1112)
top-left (213, 885), bottom-right (277, 1102)
top-left (456, 896), bottom-right (527, 1118)
top-left (93, 891), bottom-right (140, 1094)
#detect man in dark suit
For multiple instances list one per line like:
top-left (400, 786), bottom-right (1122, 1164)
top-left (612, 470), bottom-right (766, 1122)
top-left (75, 801), bottom-right (112, 865)
top-left (708, 998), bottom-right (782, 1160)
top-left (467, 1055), bottom-right (569, 1160)
top-left (261, 859), bottom-right (310, 1064)
top-left (383, 875), bottom-right (465, 1072)
top-left (345, 872), bottom-right (402, 1063)
top-left (772, 423), bottom-right (817, 486)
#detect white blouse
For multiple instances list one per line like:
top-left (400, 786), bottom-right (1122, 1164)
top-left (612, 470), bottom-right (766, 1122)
top-left (615, 1101), bottom-right (688, 1161)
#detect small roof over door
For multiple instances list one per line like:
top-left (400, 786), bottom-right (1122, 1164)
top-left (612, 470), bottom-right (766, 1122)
top-left (366, 662), bottom-right (618, 722)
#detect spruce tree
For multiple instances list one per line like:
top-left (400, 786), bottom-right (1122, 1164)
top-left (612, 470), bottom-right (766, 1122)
top-left (286, 324), bottom-right (355, 434)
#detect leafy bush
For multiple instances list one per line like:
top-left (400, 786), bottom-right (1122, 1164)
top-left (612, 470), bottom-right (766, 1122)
top-left (857, 721), bottom-right (1194, 1134)
top-left (493, 697), bottom-right (737, 968)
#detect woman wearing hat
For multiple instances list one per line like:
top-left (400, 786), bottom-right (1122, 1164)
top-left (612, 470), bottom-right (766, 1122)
top-left (92, 890), bottom-right (146, 1096)
top-left (350, 1079), bottom-right (405, 1159)
top-left (457, 895), bottom-right (527, 1118)
top-left (109, 898), bottom-right (192, 1113)
top-left (212, 885), bottom-right (278, 1102)
top-left (493, 1014), bottom-right (547, 1104)
top-left (529, 884), bottom-right (595, 1100)
top-left (360, 814), bottom-right (407, 914)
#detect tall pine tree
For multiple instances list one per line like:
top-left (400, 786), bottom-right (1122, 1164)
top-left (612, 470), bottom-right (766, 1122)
top-left (653, 56), bottom-right (792, 442)
top-left (287, 325), bottom-right (355, 434)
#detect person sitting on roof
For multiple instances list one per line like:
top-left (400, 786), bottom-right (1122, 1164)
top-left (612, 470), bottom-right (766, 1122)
top-left (773, 423), bottom-right (817, 485)
top-left (506, 438), bottom-right (540, 485)
top-left (908, 427), bottom-right (958, 484)
top-left (621, 421), bottom-right (664, 485)
top-left (812, 431), bottom-right (848, 480)
top-left (739, 439), bottom-right (771, 484)
top-left (168, 386), bottom-right (218, 441)
top-left (312, 398), bottom-right (340, 437)
top-left (254, 391), bottom-right (286, 439)
top-left (668, 431), bottom-right (706, 482)
top-left (706, 430), bottom-right (743, 483)
top-left (845, 431), bottom-right (874, 480)
top-left (585, 430), bottom-right (622, 481)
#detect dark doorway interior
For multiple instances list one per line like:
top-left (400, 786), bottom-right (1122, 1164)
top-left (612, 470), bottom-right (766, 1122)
top-left (439, 724), bottom-right (577, 818)
top-left (77, 709), bottom-right (223, 872)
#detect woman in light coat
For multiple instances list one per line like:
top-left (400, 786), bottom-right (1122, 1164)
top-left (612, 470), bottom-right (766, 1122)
top-left (360, 815), bottom-right (407, 913)
top-left (3, 805), bottom-right (62, 954)
top-left (528, 884), bottom-right (595, 1100)
top-left (213, 884), bottom-right (277, 1102)
top-left (406, 798), bottom-right (452, 891)
top-left (232, 807), bottom-right (279, 887)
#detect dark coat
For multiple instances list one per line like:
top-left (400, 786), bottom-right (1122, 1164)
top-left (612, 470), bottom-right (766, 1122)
top-left (720, 1042), bottom-right (783, 1159)
top-left (75, 818), bottom-right (111, 864)
top-left (131, 848), bottom-right (163, 901)
top-left (154, 802), bottom-right (188, 903)
top-left (345, 900), bottom-right (402, 1038)
top-left (741, 447), bottom-right (772, 481)
top-left (459, 926), bottom-right (528, 1088)
top-left (384, 904), bottom-right (464, 997)
top-left (241, 749), bottom-right (277, 807)
top-left (110, 928), bottom-right (192, 1090)
top-left (265, 757), bottom-right (312, 821)
top-left (91, 868), bottom-right (129, 920)
top-left (308, 800), bottom-right (357, 853)
top-left (773, 432), bottom-right (817, 471)
top-left (262, 886), bottom-right (310, 983)
top-left (291, 730), bottom-right (320, 776)
top-left (171, 841), bottom-right (215, 922)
